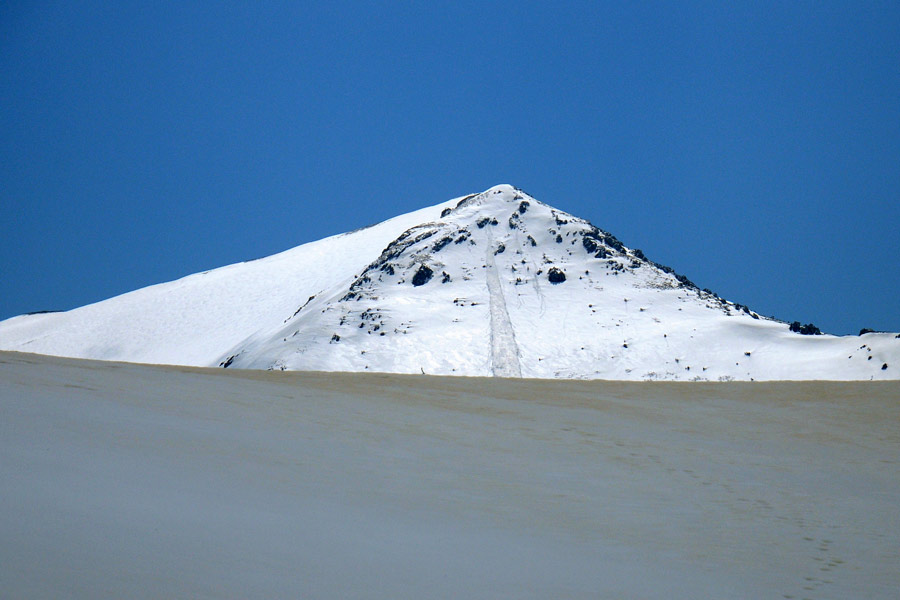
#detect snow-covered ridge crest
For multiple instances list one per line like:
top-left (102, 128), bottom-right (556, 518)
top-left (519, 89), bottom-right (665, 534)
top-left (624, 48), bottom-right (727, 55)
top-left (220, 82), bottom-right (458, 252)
top-left (1, 185), bottom-right (898, 380)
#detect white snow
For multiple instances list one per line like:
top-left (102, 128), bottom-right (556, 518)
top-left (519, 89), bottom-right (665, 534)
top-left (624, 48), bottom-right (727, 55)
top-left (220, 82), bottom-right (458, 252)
top-left (2, 351), bottom-right (898, 598)
top-left (1, 184), bottom-right (898, 380)
top-left (485, 233), bottom-right (522, 377)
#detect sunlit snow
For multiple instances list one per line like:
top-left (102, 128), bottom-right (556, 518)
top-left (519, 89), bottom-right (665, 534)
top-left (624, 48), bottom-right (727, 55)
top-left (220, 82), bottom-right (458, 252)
top-left (1, 185), bottom-right (897, 380)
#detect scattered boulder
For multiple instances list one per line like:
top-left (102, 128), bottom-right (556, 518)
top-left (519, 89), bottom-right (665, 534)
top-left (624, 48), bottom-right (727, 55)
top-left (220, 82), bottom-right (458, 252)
top-left (548, 267), bottom-right (566, 284)
top-left (441, 271), bottom-right (451, 283)
top-left (411, 265), bottom-right (434, 286)
top-left (883, 363), bottom-right (888, 370)
top-left (859, 328), bottom-right (875, 336)
top-left (518, 201), bottom-right (530, 214)
top-left (440, 207), bottom-right (452, 218)
top-left (494, 244), bottom-right (505, 255)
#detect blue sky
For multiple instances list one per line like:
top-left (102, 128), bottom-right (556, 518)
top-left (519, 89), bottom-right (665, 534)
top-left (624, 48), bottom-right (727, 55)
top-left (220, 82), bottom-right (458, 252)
top-left (2, 1), bottom-right (898, 335)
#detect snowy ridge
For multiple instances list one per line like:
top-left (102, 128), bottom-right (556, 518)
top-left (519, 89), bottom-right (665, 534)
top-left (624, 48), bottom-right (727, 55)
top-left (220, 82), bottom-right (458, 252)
top-left (1, 185), bottom-right (898, 380)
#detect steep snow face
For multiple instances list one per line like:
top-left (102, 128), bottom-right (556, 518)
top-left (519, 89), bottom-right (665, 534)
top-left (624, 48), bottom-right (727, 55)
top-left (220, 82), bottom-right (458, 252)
top-left (1, 184), bottom-right (899, 380)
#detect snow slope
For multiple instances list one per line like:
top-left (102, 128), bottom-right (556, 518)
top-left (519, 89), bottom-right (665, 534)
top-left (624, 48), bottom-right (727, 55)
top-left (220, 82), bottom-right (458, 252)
top-left (1, 185), bottom-right (898, 380)
top-left (0, 197), bottom-right (460, 366)
top-left (2, 351), bottom-right (899, 598)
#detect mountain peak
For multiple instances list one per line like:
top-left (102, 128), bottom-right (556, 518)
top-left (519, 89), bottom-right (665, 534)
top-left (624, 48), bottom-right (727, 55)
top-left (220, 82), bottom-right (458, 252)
top-left (2, 185), bottom-right (898, 380)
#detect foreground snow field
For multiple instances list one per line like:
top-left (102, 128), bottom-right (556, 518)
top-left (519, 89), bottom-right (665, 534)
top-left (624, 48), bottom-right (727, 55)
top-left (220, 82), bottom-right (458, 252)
top-left (2, 185), bottom-right (897, 380)
top-left (1, 351), bottom-right (898, 599)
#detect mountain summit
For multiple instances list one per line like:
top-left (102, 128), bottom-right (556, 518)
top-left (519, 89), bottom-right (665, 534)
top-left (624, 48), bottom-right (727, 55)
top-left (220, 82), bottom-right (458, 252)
top-left (2, 185), bottom-right (897, 380)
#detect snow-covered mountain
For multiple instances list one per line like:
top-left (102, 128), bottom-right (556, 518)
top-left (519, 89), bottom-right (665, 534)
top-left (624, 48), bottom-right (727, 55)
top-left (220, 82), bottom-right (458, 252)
top-left (2, 185), bottom-right (898, 380)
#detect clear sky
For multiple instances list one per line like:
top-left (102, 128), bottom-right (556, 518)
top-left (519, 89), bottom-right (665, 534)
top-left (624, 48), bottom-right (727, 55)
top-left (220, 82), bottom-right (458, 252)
top-left (2, 1), bottom-right (898, 335)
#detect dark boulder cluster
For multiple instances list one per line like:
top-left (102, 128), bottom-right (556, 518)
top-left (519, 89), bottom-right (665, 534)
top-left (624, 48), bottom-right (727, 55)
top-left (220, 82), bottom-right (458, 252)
top-left (412, 265), bottom-right (434, 286)
top-left (548, 267), bottom-right (566, 284)
top-left (790, 321), bottom-right (822, 335)
top-left (674, 273), bottom-right (696, 288)
top-left (581, 228), bottom-right (623, 258)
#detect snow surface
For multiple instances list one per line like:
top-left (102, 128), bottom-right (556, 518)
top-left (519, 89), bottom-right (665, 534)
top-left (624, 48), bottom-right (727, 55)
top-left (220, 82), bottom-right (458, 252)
top-left (1, 351), bottom-right (898, 599)
top-left (1, 185), bottom-right (898, 380)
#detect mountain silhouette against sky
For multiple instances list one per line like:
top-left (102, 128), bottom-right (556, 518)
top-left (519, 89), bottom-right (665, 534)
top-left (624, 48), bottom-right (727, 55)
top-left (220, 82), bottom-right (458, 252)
top-left (2, 185), bottom-right (897, 381)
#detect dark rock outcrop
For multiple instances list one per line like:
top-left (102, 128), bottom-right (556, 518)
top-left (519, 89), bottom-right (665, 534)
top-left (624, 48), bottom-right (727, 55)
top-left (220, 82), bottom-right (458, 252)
top-left (412, 265), bottom-right (434, 286)
top-left (548, 268), bottom-right (566, 284)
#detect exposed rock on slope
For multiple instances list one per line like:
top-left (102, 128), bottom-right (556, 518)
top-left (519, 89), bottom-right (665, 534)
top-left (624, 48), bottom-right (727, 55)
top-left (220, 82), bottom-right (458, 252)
top-left (1, 185), bottom-right (898, 380)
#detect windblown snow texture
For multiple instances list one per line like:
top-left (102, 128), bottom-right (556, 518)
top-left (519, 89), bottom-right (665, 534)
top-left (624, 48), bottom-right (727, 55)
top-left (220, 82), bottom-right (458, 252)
top-left (1, 185), bottom-right (898, 380)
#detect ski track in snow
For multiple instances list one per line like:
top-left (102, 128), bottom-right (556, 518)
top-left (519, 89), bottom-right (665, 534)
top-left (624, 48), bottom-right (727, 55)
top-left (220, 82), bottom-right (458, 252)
top-left (485, 236), bottom-right (522, 378)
